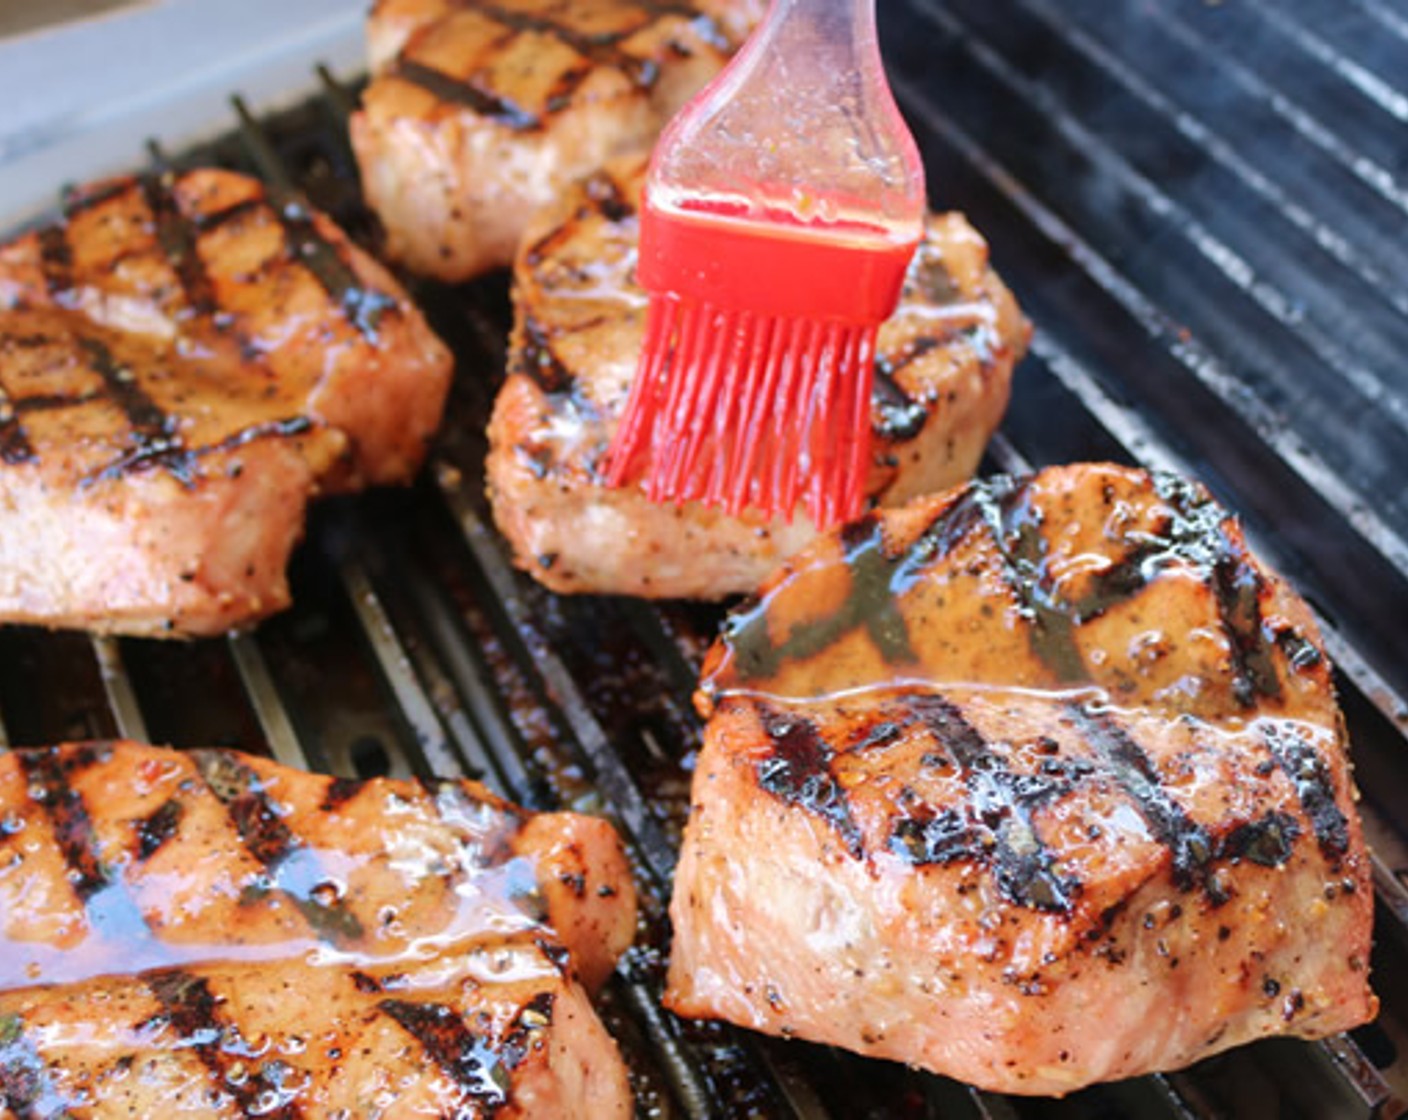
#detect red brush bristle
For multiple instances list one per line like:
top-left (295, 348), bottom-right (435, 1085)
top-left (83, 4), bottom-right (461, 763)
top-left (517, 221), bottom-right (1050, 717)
top-left (606, 297), bottom-right (879, 530)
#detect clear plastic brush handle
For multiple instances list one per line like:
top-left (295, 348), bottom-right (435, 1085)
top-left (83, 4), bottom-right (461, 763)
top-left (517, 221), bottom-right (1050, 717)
top-left (647, 0), bottom-right (926, 238)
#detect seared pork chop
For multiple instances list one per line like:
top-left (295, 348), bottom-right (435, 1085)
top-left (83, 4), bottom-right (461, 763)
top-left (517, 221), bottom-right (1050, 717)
top-left (666, 463), bottom-right (1375, 1095)
top-left (0, 742), bottom-right (636, 1117)
top-left (0, 170), bottom-right (453, 636)
top-left (351, 0), bottom-right (762, 281)
top-left (487, 156), bottom-right (1027, 599)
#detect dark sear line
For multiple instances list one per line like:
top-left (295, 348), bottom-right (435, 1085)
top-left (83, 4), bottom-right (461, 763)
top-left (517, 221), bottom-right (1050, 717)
top-left (979, 478), bottom-right (1088, 683)
top-left (75, 335), bottom-right (189, 485)
top-left (379, 993), bottom-right (555, 1115)
top-left (891, 694), bottom-right (1078, 913)
top-left (18, 744), bottom-right (113, 902)
top-left (191, 195), bottom-right (264, 235)
top-left (85, 415), bottom-right (315, 487)
top-left (17, 745), bottom-right (156, 945)
top-left (191, 751), bottom-right (364, 945)
top-left (515, 315), bottom-right (579, 397)
top-left (0, 1012), bottom-right (74, 1120)
top-left (139, 172), bottom-right (218, 317)
top-left (36, 225), bottom-right (73, 300)
top-left (135, 798), bottom-right (185, 862)
top-left (0, 382), bottom-right (32, 466)
top-left (871, 341), bottom-right (937, 443)
top-left (1065, 704), bottom-right (1215, 893)
top-left (722, 491), bottom-right (995, 686)
top-left (392, 59), bottom-right (541, 131)
top-left (1263, 724), bottom-right (1351, 866)
top-left (273, 195), bottom-right (397, 342)
top-left (145, 970), bottom-right (303, 1119)
top-left (755, 703), bottom-right (864, 859)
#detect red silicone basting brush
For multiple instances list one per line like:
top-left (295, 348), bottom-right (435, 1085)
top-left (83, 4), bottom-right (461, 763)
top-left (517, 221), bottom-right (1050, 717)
top-left (604, 0), bottom-right (926, 529)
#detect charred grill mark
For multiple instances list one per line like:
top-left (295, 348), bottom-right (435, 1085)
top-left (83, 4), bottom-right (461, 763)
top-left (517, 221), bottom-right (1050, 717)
top-left (755, 704), bottom-right (864, 859)
top-left (59, 177), bottom-right (135, 219)
top-left (319, 776), bottom-right (363, 813)
top-left (1211, 547), bottom-right (1280, 707)
top-left (0, 1012), bottom-right (73, 1120)
top-left (393, 58), bottom-right (540, 131)
top-left (146, 970), bottom-right (304, 1119)
top-left (75, 335), bottom-right (189, 483)
top-left (1067, 705), bottom-right (1214, 893)
top-left (516, 315), bottom-right (577, 397)
top-left (136, 798), bottom-right (185, 861)
top-left (18, 745), bottom-right (155, 944)
top-left (84, 415), bottom-right (314, 486)
top-left (12, 391), bottom-right (103, 413)
top-left (893, 694), bottom-right (1078, 913)
top-left (0, 385), bottom-right (32, 465)
top-left (140, 173), bottom-right (218, 316)
top-left (1263, 724), bottom-right (1350, 866)
top-left (37, 225), bottom-right (73, 299)
top-left (19, 745), bottom-right (110, 901)
top-left (192, 196), bottom-right (264, 234)
top-left (979, 479), bottom-right (1088, 684)
top-left (1220, 811), bottom-right (1302, 868)
top-left (379, 995), bottom-right (547, 1114)
top-left (192, 751), bottom-right (364, 945)
top-left (581, 169), bottom-right (635, 223)
top-left (871, 341), bottom-right (937, 442)
top-left (274, 197), bottom-right (396, 342)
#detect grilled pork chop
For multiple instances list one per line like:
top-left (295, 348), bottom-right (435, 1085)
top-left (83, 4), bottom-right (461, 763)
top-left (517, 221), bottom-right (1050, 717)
top-left (487, 157), bottom-right (1027, 599)
top-left (0, 170), bottom-right (453, 636)
top-left (351, 0), bottom-right (763, 281)
top-left (666, 463), bottom-right (1376, 1095)
top-left (0, 742), bottom-right (636, 1117)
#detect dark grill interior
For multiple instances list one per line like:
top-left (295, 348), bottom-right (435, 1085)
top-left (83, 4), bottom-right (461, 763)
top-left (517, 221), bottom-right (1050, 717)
top-left (3, 2), bottom-right (1408, 1117)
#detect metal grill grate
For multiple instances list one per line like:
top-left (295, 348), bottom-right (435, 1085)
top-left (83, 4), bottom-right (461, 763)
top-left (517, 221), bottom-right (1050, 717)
top-left (2, 2), bottom-right (1408, 1116)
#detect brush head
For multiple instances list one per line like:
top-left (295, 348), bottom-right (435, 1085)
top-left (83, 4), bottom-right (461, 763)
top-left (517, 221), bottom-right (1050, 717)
top-left (604, 198), bottom-right (920, 529)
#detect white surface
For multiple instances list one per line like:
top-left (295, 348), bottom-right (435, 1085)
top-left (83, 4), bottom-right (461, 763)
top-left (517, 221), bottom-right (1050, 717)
top-left (0, 0), bottom-right (366, 227)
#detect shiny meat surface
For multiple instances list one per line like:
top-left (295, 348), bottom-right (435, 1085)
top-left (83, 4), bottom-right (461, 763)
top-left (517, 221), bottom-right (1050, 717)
top-left (0, 170), bottom-right (453, 637)
top-left (351, 0), bottom-right (762, 281)
top-left (666, 463), bottom-right (1376, 1095)
top-left (487, 156), bottom-right (1028, 599)
top-left (0, 742), bottom-right (636, 1117)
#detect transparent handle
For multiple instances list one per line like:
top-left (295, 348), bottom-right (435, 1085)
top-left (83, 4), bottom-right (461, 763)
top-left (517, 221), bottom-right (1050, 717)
top-left (647, 0), bottom-right (926, 236)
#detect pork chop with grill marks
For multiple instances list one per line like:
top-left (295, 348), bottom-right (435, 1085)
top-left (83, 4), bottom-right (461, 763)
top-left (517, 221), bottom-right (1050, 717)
top-left (351, 0), bottom-right (764, 281)
top-left (487, 156), bottom-right (1027, 599)
top-left (0, 169), bottom-right (453, 637)
top-left (666, 462), bottom-right (1376, 1095)
top-left (0, 741), bottom-right (637, 1117)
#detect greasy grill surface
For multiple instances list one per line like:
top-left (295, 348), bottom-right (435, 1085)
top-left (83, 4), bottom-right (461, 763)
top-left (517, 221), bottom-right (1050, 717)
top-left (1, 3), bottom-right (1407, 1118)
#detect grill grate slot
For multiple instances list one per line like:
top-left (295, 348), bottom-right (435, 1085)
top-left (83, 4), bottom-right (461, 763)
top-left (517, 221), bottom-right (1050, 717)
top-left (4, 2), bottom-right (1408, 1115)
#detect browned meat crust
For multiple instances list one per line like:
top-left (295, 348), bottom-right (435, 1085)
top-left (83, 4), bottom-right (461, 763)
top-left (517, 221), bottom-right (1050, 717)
top-left (667, 463), bottom-right (1376, 1095)
top-left (0, 170), bottom-right (453, 637)
top-left (352, 0), bottom-right (763, 281)
top-left (487, 156), bottom-right (1028, 599)
top-left (0, 742), bottom-right (637, 1117)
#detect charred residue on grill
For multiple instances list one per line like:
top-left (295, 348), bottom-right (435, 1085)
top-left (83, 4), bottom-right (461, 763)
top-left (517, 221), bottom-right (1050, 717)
top-left (0, 1012), bottom-right (71, 1119)
top-left (755, 704), bottom-right (863, 859)
top-left (891, 694), bottom-right (1078, 913)
top-left (1263, 724), bottom-right (1350, 866)
top-left (275, 196), bottom-right (396, 341)
top-left (192, 751), bottom-right (364, 944)
top-left (379, 995), bottom-right (547, 1112)
top-left (146, 969), bottom-right (303, 1119)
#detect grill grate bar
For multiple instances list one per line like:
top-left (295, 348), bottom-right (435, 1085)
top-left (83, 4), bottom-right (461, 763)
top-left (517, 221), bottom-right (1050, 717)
top-left (1245, 0), bottom-right (1408, 124)
top-left (1014, 0), bottom-right (1408, 321)
top-left (885, 56), bottom-right (1408, 582)
top-left (1144, 2), bottom-right (1408, 218)
top-left (919, 0), bottom-right (1408, 459)
top-left (89, 637), bottom-right (149, 743)
top-left (1349, 0), bottom-right (1408, 45)
top-left (337, 554), bottom-right (465, 781)
top-left (227, 633), bottom-right (312, 770)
